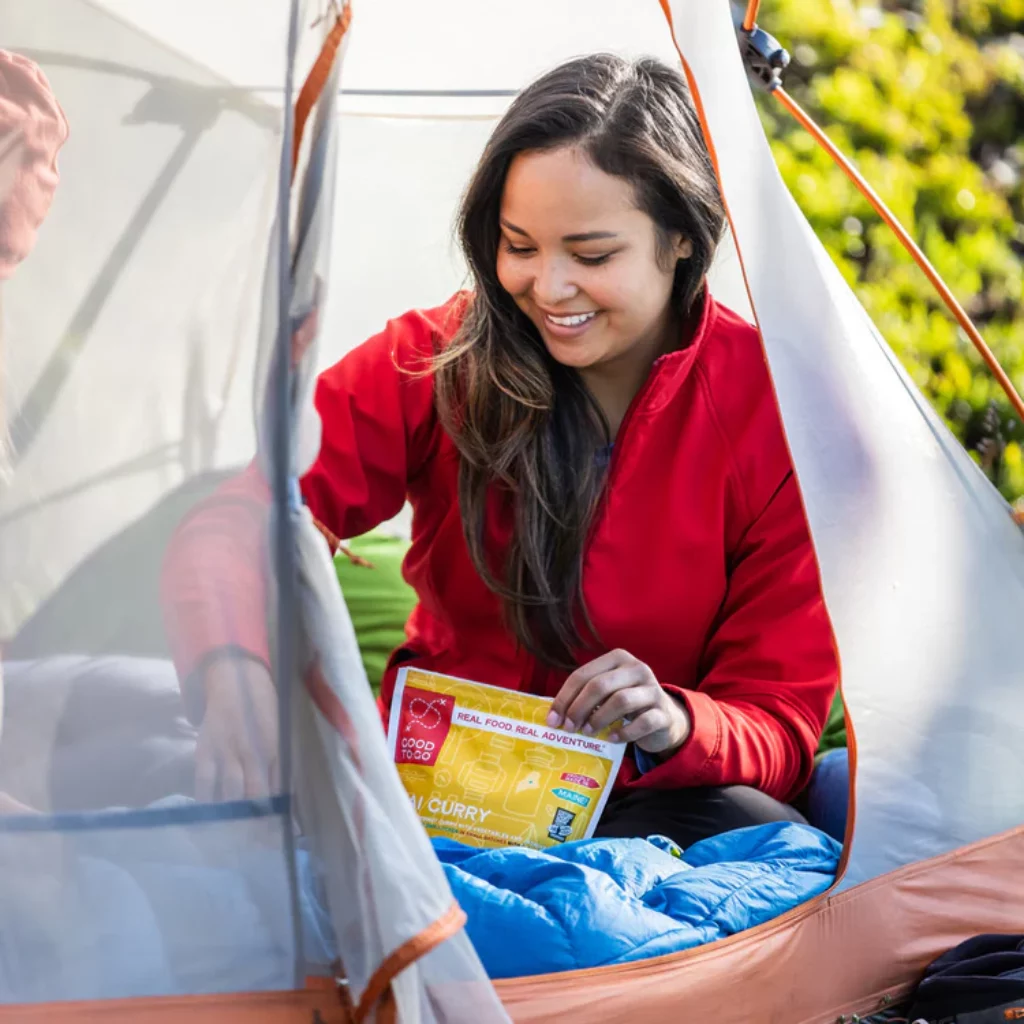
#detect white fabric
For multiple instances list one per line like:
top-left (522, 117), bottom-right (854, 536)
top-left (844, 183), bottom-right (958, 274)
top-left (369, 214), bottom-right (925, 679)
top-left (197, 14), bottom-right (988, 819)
top-left (294, 508), bottom-right (507, 1020)
top-left (0, 0), bottom-right (282, 637)
top-left (666, 0), bottom-right (1024, 887)
top-left (280, 9), bottom-right (507, 1016)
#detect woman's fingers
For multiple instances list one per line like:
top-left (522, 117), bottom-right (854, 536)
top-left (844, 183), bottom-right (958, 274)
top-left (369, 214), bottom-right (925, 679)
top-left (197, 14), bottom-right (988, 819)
top-left (220, 757), bottom-right (246, 803)
top-left (196, 729), bottom-right (275, 803)
top-left (238, 676), bottom-right (278, 799)
top-left (585, 683), bottom-right (656, 733)
top-left (565, 666), bottom-right (648, 735)
top-left (610, 708), bottom-right (666, 745)
top-left (241, 747), bottom-right (272, 800)
top-left (548, 650), bottom-right (630, 729)
top-left (196, 654), bottom-right (280, 803)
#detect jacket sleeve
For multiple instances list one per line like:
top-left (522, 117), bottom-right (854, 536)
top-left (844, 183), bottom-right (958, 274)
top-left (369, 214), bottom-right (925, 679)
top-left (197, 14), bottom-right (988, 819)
top-left (625, 471), bottom-right (839, 803)
top-left (159, 301), bottom-right (450, 717)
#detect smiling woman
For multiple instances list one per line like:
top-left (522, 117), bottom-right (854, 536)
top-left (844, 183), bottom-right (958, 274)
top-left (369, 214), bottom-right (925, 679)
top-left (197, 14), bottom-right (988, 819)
top-left (163, 53), bottom-right (841, 850)
top-left (433, 55), bottom-right (725, 670)
top-left (497, 150), bottom-right (692, 428)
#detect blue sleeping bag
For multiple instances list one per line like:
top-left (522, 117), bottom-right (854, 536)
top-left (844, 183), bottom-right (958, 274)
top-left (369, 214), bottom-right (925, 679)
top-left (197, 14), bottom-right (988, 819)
top-left (434, 821), bottom-right (840, 978)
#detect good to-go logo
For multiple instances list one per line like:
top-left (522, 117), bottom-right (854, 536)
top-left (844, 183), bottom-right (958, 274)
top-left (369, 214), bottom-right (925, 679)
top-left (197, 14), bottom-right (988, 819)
top-left (396, 686), bottom-right (456, 767)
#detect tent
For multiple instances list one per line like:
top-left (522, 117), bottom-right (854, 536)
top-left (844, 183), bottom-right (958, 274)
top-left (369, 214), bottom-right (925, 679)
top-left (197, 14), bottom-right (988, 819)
top-left (0, 0), bottom-right (1022, 1021)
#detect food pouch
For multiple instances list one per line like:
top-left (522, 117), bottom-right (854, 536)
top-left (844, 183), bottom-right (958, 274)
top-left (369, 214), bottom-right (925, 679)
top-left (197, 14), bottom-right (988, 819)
top-left (387, 668), bottom-right (627, 849)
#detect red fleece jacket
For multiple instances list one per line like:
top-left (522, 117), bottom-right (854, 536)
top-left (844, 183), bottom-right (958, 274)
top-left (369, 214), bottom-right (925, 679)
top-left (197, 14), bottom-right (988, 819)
top-left (161, 289), bottom-right (839, 803)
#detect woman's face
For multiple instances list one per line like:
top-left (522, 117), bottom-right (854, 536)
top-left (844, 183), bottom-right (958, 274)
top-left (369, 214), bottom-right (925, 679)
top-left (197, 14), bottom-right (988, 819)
top-left (496, 145), bottom-right (691, 375)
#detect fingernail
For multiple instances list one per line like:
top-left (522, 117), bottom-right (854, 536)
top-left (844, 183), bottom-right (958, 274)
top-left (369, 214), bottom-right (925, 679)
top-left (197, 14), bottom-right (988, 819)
top-left (582, 723), bottom-right (593, 736)
top-left (546, 711), bottom-right (560, 728)
top-left (563, 718), bottom-right (575, 733)
top-left (609, 732), bottom-right (620, 743)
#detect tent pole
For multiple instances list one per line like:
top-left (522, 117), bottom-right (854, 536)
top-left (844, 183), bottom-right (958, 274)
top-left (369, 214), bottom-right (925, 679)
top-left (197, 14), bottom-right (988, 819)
top-left (742, 0), bottom-right (761, 33)
top-left (773, 84), bottom-right (1024, 426)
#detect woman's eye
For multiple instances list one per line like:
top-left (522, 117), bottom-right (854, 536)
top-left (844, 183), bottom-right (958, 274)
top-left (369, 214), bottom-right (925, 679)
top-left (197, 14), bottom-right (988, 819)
top-left (575, 253), bottom-right (613, 266)
top-left (503, 242), bottom-right (535, 257)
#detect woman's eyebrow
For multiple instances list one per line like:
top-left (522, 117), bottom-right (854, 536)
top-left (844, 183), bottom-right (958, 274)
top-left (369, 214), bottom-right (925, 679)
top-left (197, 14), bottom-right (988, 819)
top-left (500, 219), bottom-right (620, 243)
top-left (562, 230), bottom-right (620, 242)
top-left (500, 219), bottom-right (532, 238)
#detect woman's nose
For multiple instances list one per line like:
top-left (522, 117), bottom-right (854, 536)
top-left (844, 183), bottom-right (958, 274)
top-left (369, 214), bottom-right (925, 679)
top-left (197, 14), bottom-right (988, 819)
top-left (532, 257), bottom-right (579, 306)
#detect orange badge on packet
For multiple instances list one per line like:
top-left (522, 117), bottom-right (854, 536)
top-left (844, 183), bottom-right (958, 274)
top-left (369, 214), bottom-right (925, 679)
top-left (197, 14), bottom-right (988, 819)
top-left (387, 668), bottom-right (627, 850)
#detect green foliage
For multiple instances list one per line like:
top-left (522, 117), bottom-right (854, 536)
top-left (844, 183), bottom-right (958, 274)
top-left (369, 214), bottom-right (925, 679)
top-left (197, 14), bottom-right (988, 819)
top-left (758, 0), bottom-right (1024, 500)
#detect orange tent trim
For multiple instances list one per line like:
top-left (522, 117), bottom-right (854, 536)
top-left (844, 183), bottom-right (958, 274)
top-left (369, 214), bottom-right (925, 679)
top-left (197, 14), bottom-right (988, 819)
top-left (0, 978), bottom-right (347, 1023)
top-left (291, 2), bottom-right (353, 182)
top-left (353, 902), bottom-right (468, 1024)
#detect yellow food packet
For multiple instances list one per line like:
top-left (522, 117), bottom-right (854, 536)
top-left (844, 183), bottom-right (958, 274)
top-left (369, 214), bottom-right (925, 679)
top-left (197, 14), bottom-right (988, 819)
top-left (387, 668), bottom-right (627, 850)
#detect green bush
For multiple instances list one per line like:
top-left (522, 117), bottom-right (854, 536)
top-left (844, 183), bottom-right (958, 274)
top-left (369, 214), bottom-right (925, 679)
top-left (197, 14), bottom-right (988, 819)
top-left (758, 0), bottom-right (1024, 500)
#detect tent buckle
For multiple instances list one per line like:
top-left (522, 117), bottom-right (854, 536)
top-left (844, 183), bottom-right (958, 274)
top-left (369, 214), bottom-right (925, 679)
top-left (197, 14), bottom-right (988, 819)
top-left (732, 6), bottom-right (790, 92)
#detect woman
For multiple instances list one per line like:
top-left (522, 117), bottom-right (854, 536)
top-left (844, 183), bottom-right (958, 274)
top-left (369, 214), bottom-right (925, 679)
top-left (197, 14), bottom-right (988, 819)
top-left (163, 54), bottom-right (840, 848)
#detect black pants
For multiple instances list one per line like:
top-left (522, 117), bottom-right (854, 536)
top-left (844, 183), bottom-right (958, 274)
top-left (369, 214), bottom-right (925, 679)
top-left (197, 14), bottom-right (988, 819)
top-left (594, 785), bottom-right (806, 850)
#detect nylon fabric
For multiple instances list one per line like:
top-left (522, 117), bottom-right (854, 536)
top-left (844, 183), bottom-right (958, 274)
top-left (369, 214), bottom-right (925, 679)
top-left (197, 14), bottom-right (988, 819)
top-left (437, 823), bottom-right (839, 978)
top-left (664, 0), bottom-right (1024, 887)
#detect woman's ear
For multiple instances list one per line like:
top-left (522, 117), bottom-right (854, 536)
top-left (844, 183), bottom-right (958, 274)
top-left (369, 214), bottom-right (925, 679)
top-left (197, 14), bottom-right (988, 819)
top-left (677, 237), bottom-right (694, 260)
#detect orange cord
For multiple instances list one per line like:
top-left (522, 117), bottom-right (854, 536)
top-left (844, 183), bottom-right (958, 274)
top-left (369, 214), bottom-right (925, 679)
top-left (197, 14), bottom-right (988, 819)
top-left (352, 902), bottom-right (469, 1024)
top-left (742, 0), bottom-right (761, 33)
top-left (774, 85), bottom-right (1024, 425)
top-left (291, 2), bottom-right (353, 182)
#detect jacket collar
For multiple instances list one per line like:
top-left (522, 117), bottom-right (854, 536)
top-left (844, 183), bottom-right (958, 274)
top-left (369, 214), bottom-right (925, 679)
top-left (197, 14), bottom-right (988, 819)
top-left (633, 282), bottom-right (721, 416)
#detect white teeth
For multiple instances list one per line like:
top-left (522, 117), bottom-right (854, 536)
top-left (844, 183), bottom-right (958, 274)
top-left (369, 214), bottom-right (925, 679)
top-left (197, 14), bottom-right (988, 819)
top-left (547, 312), bottom-right (597, 327)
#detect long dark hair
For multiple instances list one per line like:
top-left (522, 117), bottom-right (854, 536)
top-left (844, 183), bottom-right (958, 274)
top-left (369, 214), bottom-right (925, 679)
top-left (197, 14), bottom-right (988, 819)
top-left (433, 54), bottom-right (726, 668)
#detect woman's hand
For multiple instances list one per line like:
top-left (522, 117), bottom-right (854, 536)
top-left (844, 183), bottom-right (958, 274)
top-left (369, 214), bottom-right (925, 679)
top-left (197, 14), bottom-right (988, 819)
top-left (196, 655), bottom-right (279, 802)
top-left (546, 649), bottom-right (691, 757)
